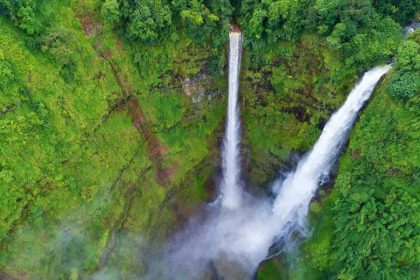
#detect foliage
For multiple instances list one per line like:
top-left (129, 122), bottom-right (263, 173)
top-left (0, 51), bottom-right (14, 89)
top-left (101, 0), bottom-right (121, 24)
top-left (329, 84), bottom-right (420, 279)
top-left (374, 0), bottom-right (420, 25)
top-left (176, 0), bottom-right (225, 45)
top-left (0, 0), bottom-right (43, 34)
top-left (388, 71), bottom-right (418, 100)
top-left (121, 0), bottom-right (172, 42)
top-left (239, 0), bottom-right (306, 55)
top-left (239, 0), bottom-right (403, 70)
top-left (104, 0), bottom-right (231, 49)
top-left (396, 37), bottom-right (420, 71)
top-left (388, 31), bottom-right (420, 101)
top-left (290, 62), bottom-right (420, 279)
top-left (240, 0), bottom-right (304, 40)
top-left (40, 27), bottom-right (75, 64)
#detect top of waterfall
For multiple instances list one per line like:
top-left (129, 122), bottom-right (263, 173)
top-left (229, 22), bottom-right (241, 33)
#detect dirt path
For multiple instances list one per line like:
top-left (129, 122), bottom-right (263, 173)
top-left (126, 98), bottom-right (173, 185)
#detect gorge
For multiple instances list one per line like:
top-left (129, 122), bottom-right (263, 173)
top-left (0, 1), bottom-right (418, 279)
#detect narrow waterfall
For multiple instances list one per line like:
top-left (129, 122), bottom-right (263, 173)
top-left (271, 65), bottom-right (391, 230)
top-left (221, 31), bottom-right (243, 209)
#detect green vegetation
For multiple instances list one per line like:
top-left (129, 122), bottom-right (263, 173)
top-left (388, 32), bottom-right (420, 101)
top-left (286, 31), bottom-right (420, 280)
top-left (0, 0), bottom-right (226, 278)
top-left (0, 0), bottom-right (418, 279)
top-left (238, 0), bottom-right (409, 71)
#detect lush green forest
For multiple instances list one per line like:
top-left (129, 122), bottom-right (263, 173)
top-left (0, 0), bottom-right (418, 279)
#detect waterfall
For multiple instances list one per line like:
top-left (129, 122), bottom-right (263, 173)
top-left (271, 65), bottom-right (391, 230)
top-left (220, 32), bottom-right (243, 209)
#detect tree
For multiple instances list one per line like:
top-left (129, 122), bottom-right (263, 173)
top-left (388, 71), bottom-right (418, 100)
top-left (0, 0), bottom-right (43, 35)
top-left (373, 0), bottom-right (420, 25)
top-left (240, 0), bottom-right (306, 45)
top-left (122, 0), bottom-right (172, 42)
top-left (101, 0), bottom-right (121, 25)
top-left (171, 0), bottom-right (231, 45)
top-left (396, 39), bottom-right (420, 71)
top-left (388, 31), bottom-right (419, 100)
top-left (0, 50), bottom-right (14, 90)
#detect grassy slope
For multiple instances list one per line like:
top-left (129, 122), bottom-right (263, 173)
top-left (0, 0), bottom-right (226, 278)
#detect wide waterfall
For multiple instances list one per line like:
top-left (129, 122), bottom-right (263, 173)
top-left (270, 65), bottom-right (391, 238)
top-left (221, 31), bottom-right (243, 209)
top-left (165, 44), bottom-right (390, 278)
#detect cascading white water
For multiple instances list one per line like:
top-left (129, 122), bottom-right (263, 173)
top-left (221, 32), bottom-right (243, 209)
top-left (271, 65), bottom-right (391, 228)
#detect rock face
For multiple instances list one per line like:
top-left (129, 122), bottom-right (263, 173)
top-left (182, 73), bottom-right (221, 106)
top-left (182, 73), bottom-right (208, 97)
top-left (403, 22), bottom-right (420, 36)
top-left (212, 257), bottom-right (254, 280)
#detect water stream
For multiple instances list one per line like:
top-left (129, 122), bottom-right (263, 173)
top-left (220, 31), bottom-right (243, 209)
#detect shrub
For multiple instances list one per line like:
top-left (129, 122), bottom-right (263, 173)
top-left (0, 0), bottom-right (43, 35)
top-left (40, 27), bottom-right (74, 64)
top-left (101, 0), bottom-right (121, 25)
top-left (0, 51), bottom-right (14, 89)
top-left (396, 39), bottom-right (420, 72)
top-left (124, 0), bottom-right (172, 42)
top-left (388, 71), bottom-right (418, 100)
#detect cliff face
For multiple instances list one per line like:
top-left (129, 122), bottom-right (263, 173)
top-left (240, 35), bottom-right (367, 191)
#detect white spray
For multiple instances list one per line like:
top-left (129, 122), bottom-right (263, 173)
top-left (220, 32), bottom-right (243, 209)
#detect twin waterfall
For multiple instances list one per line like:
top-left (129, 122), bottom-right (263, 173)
top-left (217, 31), bottom-right (390, 271)
top-left (166, 31), bottom-right (390, 279)
top-left (221, 32), bottom-right (243, 209)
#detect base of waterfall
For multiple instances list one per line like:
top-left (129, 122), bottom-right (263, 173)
top-left (164, 192), bottom-right (308, 280)
top-left (165, 195), bottom-right (294, 280)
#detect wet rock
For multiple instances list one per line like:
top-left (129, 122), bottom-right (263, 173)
top-left (403, 22), bottom-right (420, 36)
top-left (182, 73), bottom-right (220, 106)
top-left (212, 257), bottom-right (255, 280)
